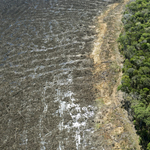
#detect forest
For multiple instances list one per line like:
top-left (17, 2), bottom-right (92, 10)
top-left (117, 0), bottom-right (150, 149)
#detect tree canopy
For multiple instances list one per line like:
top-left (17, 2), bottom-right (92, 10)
top-left (118, 0), bottom-right (150, 149)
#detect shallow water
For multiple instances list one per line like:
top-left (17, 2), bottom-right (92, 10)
top-left (0, 0), bottom-right (113, 149)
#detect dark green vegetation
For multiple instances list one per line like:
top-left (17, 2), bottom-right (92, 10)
top-left (117, 0), bottom-right (150, 149)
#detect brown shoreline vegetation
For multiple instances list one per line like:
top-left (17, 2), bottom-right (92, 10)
top-left (91, 0), bottom-right (141, 149)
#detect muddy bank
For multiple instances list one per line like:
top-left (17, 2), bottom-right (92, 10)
top-left (90, 0), bottom-right (141, 149)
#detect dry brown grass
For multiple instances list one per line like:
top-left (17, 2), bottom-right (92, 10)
top-left (91, 0), bottom-right (141, 149)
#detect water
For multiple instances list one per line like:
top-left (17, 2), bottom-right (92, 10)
top-left (0, 0), bottom-right (113, 149)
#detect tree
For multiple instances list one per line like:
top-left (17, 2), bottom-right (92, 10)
top-left (147, 143), bottom-right (150, 150)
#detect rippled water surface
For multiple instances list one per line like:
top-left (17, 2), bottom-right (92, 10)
top-left (0, 0), bottom-right (113, 149)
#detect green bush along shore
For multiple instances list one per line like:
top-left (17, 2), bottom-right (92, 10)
top-left (117, 0), bottom-right (150, 149)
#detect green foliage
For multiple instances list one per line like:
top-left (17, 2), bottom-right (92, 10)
top-left (118, 0), bottom-right (150, 149)
top-left (120, 75), bottom-right (132, 93)
top-left (147, 143), bottom-right (150, 150)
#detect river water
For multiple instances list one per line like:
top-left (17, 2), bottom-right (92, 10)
top-left (0, 0), bottom-right (115, 149)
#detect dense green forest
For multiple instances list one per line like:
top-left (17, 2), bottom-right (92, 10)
top-left (117, 0), bottom-right (150, 149)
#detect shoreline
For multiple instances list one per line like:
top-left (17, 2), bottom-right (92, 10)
top-left (91, 0), bottom-right (141, 149)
